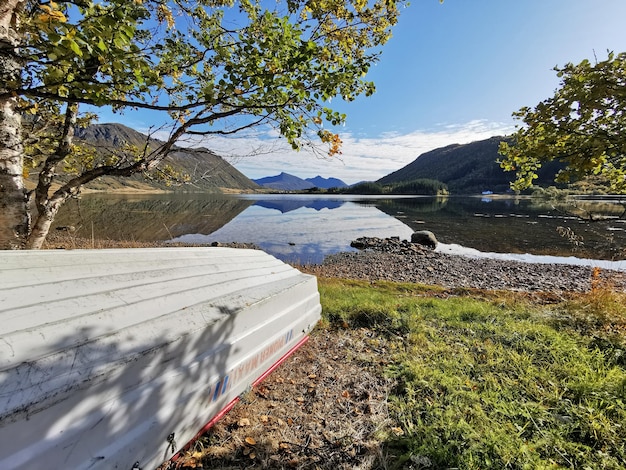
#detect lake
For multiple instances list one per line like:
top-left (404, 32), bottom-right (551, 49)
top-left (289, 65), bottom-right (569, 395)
top-left (54, 193), bottom-right (626, 267)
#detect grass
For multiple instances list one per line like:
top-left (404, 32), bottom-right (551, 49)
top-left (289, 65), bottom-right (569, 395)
top-left (318, 279), bottom-right (626, 470)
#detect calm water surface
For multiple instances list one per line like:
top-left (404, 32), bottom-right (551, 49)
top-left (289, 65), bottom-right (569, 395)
top-left (54, 193), bottom-right (626, 267)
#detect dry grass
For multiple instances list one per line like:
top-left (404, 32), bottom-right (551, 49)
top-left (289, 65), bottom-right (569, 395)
top-left (167, 329), bottom-right (399, 470)
top-left (43, 232), bottom-right (166, 250)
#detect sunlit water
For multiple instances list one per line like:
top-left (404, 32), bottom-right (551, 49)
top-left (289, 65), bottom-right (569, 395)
top-left (55, 194), bottom-right (626, 268)
top-left (438, 243), bottom-right (626, 272)
top-left (171, 201), bottom-right (415, 264)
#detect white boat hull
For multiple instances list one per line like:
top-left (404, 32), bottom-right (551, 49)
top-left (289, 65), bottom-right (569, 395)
top-left (0, 247), bottom-right (321, 469)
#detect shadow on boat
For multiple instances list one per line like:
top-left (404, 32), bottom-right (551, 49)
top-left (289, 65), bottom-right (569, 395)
top-left (0, 248), bottom-right (320, 470)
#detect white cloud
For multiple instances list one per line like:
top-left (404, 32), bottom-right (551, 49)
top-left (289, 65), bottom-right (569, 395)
top-left (144, 119), bottom-right (513, 185)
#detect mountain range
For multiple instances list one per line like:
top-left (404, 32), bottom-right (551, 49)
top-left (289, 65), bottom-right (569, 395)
top-left (75, 124), bottom-right (349, 193)
top-left (71, 123), bottom-right (563, 194)
top-left (252, 173), bottom-right (348, 191)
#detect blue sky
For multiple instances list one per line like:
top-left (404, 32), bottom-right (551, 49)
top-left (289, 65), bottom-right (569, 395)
top-left (99, 0), bottom-right (626, 184)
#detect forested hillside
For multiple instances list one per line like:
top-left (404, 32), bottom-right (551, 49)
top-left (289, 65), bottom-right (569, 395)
top-left (378, 136), bottom-right (562, 193)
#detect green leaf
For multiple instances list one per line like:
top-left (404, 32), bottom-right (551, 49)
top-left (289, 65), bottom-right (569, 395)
top-left (68, 39), bottom-right (82, 56)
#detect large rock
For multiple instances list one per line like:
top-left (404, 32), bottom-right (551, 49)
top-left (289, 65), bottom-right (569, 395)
top-left (411, 230), bottom-right (438, 249)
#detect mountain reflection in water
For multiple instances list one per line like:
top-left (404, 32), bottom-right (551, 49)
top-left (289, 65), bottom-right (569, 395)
top-left (172, 196), bottom-right (414, 264)
top-left (54, 194), bottom-right (254, 241)
top-left (53, 194), bottom-right (626, 266)
top-left (252, 198), bottom-right (344, 213)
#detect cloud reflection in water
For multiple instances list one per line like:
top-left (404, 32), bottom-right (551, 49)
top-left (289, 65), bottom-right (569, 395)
top-left (171, 199), bottom-right (414, 264)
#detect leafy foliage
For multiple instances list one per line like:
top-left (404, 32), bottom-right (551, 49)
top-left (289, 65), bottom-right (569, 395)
top-left (499, 52), bottom-right (626, 193)
top-left (3, 0), bottom-right (406, 247)
top-left (15, 0), bottom-right (404, 155)
top-left (21, 103), bottom-right (95, 176)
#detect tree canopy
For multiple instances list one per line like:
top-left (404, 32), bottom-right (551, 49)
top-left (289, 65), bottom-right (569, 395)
top-left (0, 0), bottom-right (405, 248)
top-left (499, 52), bottom-right (626, 194)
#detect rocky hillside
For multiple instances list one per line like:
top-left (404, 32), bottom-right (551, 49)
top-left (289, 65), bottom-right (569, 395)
top-left (378, 136), bottom-right (562, 194)
top-left (76, 123), bottom-right (260, 192)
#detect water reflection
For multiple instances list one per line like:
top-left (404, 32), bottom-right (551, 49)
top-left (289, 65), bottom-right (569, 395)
top-left (374, 196), bottom-right (626, 261)
top-left (54, 194), bottom-right (253, 241)
top-left (252, 198), bottom-right (344, 213)
top-left (172, 198), bottom-right (414, 264)
top-left (53, 193), bottom-right (626, 265)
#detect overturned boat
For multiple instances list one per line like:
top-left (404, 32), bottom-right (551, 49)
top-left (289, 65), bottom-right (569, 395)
top-left (0, 247), bottom-right (321, 469)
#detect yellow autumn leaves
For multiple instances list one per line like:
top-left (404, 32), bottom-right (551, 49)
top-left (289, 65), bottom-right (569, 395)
top-left (319, 130), bottom-right (343, 157)
top-left (38, 2), bottom-right (67, 24)
top-left (37, 1), bottom-right (67, 33)
top-left (156, 4), bottom-right (175, 29)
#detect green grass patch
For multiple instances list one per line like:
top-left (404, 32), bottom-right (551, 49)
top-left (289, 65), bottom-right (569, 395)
top-left (318, 279), bottom-right (626, 469)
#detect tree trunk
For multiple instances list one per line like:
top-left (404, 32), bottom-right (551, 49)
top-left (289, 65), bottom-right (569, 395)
top-left (26, 192), bottom-right (68, 249)
top-left (26, 104), bottom-right (79, 249)
top-left (0, 0), bottom-right (28, 249)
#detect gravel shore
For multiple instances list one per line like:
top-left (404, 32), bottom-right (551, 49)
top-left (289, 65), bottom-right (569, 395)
top-left (45, 233), bottom-right (626, 293)
top-left (306, 237), bottom-right (626, 293)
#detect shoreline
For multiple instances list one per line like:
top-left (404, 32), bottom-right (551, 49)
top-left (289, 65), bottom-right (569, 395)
top-left (307, 237), bottom-right (626, 293)
top-left (311, 250), bottom-right (626, 293)
top-left (43, 233), bottom-right (626, 293)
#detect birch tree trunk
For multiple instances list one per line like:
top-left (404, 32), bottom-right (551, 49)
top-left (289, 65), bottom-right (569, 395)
top-left (26, 192), bottom-right (67, 249)
top-left (0, 0), bottom-right (28, 249)
top-left (26, 104), bottom-right (79, 249)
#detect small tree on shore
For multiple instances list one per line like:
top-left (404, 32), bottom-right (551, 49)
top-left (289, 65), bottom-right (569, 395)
top-left (499, 52), bottom-right (626, 194)
top-left (0, 0), bottom-right (404, 249)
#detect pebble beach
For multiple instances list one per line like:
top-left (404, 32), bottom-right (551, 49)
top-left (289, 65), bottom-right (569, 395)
top-left (306, 236), bottom-right (626, 293)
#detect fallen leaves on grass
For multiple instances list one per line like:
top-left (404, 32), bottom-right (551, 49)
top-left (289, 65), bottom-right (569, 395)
top-left (170, 329), bottom-right (398, 469)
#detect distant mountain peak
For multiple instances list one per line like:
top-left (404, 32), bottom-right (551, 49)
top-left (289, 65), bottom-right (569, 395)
top-left (253, 173), bottom-right (314, 191)
top-left (305, 176), bottom-right (347, 189)
top-left (253, 173), bottom-right (348, 191)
